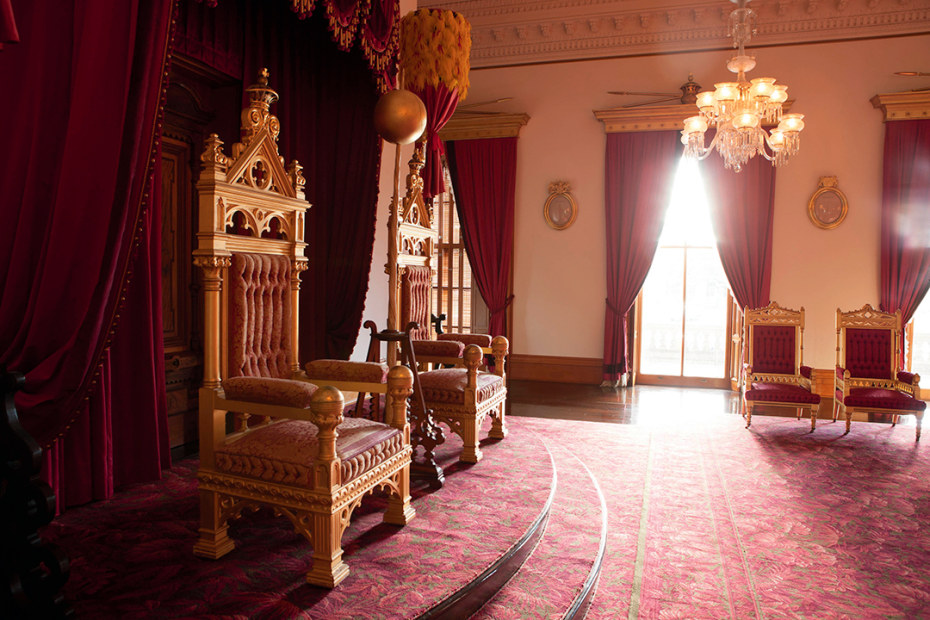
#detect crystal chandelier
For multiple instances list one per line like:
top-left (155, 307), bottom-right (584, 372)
top-left (681, 0), bottom-right (804, 172)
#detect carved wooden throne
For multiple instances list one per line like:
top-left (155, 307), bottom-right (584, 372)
top-left (388, 144), bottom-right (508, 464)
top-left (834, 304), bottom-right (926, 440)
top-left (192, 71), bottom-right (415, 588)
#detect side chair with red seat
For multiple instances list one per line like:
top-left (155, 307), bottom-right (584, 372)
top-left (834, 304), bottom-right (926, 440)
top-left (742, 302), bottom-right (821, 431)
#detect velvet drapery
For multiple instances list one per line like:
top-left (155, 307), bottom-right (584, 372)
top-left (880, 119), bottom-right (930, 367)
top-left (176, 0), bottom-right (390, 360)
top-left (415, 84), bottom-right (459, 200)
top-left (703, 152), bottom-right (776, 311)
top-left (880, 119), bottom-right (930, 325)
top-left (0, 0), bottom-right (173, 508)
top-left (446, 137), bottom-right (517, 338)
top-left (603, 131), bottom-right (681, 383)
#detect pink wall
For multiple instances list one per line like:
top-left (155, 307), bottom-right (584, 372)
top-left (361, 32), bottom-right (930, 370)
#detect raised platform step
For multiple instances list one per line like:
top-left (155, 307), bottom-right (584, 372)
top-left (471, 438), bottom-right (606, 619)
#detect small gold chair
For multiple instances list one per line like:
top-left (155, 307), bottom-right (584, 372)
top-left (834, 304), bottom-right (926, 440)
top-left (742, 302), bottom-right (821, 430)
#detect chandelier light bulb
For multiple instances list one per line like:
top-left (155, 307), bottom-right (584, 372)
top-left (779, 113), bottom-right (805, 133)
top-left (684, 115), bottom-right (709, 135)
top-left (714, 82), bottom-right (739, 101)
top-left (733, 112), bottom-right (760, 129)
top-left (749, 77), bottom-right (776, 99)
top-left (769, 85), bottom-right (789, 104)
top-left (768, 130), bottom-right (785, 148)
top-left (696, 91), bottom-right (717, 110)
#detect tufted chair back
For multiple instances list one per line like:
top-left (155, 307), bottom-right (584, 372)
top-left (750, 325), bottom-right (796, 375)
top-left (227, 253), bottom-right (292, 379)
top-left (401, 265), bottom-right (431, 341)
top-left (844, 328), bottom-right (894, 380)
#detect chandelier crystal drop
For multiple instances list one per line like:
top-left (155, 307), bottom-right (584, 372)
top-left (682, 0), bottom-right (804, 172)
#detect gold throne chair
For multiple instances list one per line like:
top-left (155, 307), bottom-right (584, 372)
top-left (741, 302), bottom-right (821, 430)
top-left (834, 304), bottom-right (926, 440)
top-left (390, 145), bottom-right (508, 464)
top-left (191, 71), bottom-right (415, 588)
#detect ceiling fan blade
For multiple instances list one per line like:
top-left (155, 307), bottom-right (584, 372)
top-left (620, 96), bottom-right (680, 108)
top-left (895, 71), bottom-right (930, 77)
top-left (458, 97), bottom-right (514, 109)
top-left (608, 90), bottom-right (679, 97)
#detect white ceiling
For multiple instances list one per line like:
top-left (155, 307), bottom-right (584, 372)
top-left (426, 0), bottom-right (930, 68)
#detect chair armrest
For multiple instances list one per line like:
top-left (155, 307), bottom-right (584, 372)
top-left (438, 332), bottom-right (493, 348)
top-left (800, 365), bottom-right (813, 380)
top-left (491, 336), bottom-right (509, 380)
top-left (222, 376), bottom-right (318, 408)
top-left (835, 366), bottom-right (848, 402)
top-left (897, 371), bottom-right (920, 386)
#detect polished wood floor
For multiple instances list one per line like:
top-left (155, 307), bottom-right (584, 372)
top-left (506, 380), bottom-right (917, 428)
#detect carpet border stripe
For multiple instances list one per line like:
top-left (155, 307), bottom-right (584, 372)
top-left (562, 451), bottom-right (608, 620)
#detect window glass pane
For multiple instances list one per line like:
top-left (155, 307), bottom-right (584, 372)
top-left (911, 301), bottom-right (930, 376)
top-left (640, 247), bottom-right (685, 375)
top-left (659, 158), bottom-right (715, 248)
top-left (682, 247), bottom-right (729, 378)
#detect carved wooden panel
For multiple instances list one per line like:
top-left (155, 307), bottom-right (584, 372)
top-left (161, 136), bottom-right (192, 353)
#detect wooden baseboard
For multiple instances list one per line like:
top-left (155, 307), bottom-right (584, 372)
top-left (508, 354), bottom-right (603, 384)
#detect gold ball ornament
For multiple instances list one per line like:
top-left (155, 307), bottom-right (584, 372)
top-left (374, 89), bottom-right (427, 145)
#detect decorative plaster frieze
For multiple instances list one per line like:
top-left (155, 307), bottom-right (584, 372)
top-left (430, 0), bottom-right (930, 68)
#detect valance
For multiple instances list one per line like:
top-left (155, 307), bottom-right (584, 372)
top-left (190, 0), bottom-right (399, 92)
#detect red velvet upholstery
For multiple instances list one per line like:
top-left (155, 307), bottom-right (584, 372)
top-left (215, 418), bottom-right (405, 487)
top-left (845, 328), bottom-right (893, 380)
top-left (800, 365), bottom-right (813, 380)
top-left (897, 371), bottom-right (919, 385)
top-left (228, 253), bottom-right (292, 379)
top-left (438, 333), bottom-right (493, 348)
top-left (418, 369), bottom-right (504, 404)
top-left (844, 388), bottom-right (927, 412)
top-left (401, 265), bottom-right (431, 340)
top-left (222, 377), bottom-right (318, 408)
top-left (305, 360), bottom-right (389, 383)
top-left (750, 325), bottom-right (795, 374)
top-left (745, 383), bottom-right (820, 404)
top-left (413, 340), bottom-right (464, 358)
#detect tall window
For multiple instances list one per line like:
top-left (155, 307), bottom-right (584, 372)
top-left (637, 158), bottom-right (731, 385)
top-left (431, 165), bottom-right (488, 334)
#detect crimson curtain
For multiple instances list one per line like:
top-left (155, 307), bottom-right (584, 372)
top-left (880, 119), bottom-right (930, 324)
top-left (177, 0), bottom-right (390, 360)
top-left (446, 137), bottom-right (517, 337)
top-left (703, 152), bottom-right (776, 310)
top-left (0, 0), bottom-right (173, 507)
top-left (603, 131), bottom-right (681, 382)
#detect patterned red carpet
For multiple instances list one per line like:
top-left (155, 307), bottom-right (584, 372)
top-left (520, 408), bottom-right (930, 619)
top-left (43, 404), bottom-right (930, 619)
top-left (42, 427), bottom-right (553, 619)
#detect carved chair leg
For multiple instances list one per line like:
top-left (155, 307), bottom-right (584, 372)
top-left (460, 415), bottom-right (483, 463)
top-left (745, 402), bottom-right (753, 429)
top-left (489, 402), bottom-right (507, 440)
top-left (810, 403), bottom-right (818, 432)
top-left (892, 414), bottom-right (899, 427)
top-left (193, 489), bottom-right (236, 560)
top-left (306, 510), bottom-right (350, 588)
top-left (916, 413), bottom-right (923, 442)
top-left (796, 406), bottom-right (802, 420)
top-left (844, 406), bottom-right (852, 435)
top-left (384, 465), bottom-right (416, 526)
top-left (832, 398), bottom-right (839, 422)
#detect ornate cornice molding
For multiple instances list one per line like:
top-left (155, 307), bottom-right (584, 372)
top-left (871, 90), bottom-right (930, 121)
top-left (439, 112), bottom-right (531, 140)
top-left (432, 0), bottom-right (930, 68)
